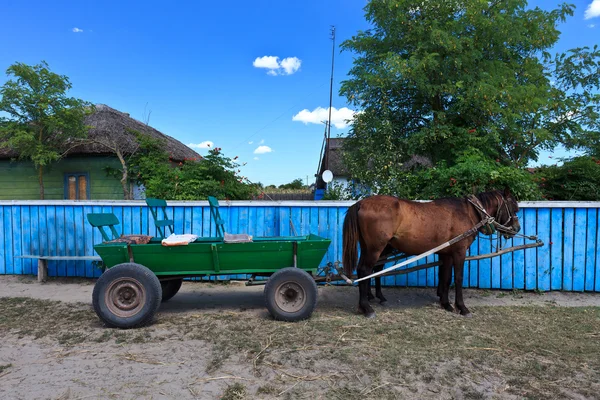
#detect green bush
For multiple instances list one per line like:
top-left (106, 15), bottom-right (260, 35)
top-left (107, 133), bottom-right (256, 200)
top-left (534, 156), bottom-right (600, 200)
top-left (349, 149), bottom-right (541, 201)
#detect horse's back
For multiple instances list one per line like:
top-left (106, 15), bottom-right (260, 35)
top-left (356, 194), bottom-right (475, 254)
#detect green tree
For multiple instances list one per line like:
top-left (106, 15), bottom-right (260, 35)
top-left (534, 156), bottom-right (600, 200)
top-left (0, 61), bottom-right (92, 199)
top-left (111, 134), bottom-right (256, 200)
top-left (340, 0), bottom-right (600, 200)
top-left (279, 178), bottom-right (305, 190)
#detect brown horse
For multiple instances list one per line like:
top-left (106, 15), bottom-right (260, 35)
top-left (342, 188), bottom-right (520, 318)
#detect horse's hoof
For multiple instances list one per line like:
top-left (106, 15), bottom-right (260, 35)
top-left (365, 311), bottom-right (376, 319)
top-left (461, 312), bottom-right (473, 318)
top-left (379, 300), bottom-right (388, 306)
top-left (441, 303), bottom-right (454, 312)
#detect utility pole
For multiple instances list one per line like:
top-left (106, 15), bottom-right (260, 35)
top-left (326, 25), bottom-right (336, 172)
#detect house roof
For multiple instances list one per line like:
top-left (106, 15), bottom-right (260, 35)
top-left (0, 104), bottom-right (201, 161)
top-left (316, 137), bottom-right (349, 189)
top-left (318, 137), bottom-right (349, 177)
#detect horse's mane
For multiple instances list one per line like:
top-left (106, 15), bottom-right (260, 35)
top-left (476, 190), bottom-right (503, 211)
top-left (429, 189), bottom-right (502, 212)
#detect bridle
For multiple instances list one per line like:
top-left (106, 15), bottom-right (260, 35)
top-left (467, 192), bottom-right (518, 236)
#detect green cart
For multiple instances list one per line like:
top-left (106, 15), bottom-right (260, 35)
top-left (87, 197), bottom-right (331, 329)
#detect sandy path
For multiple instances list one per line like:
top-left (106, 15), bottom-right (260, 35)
top-left (1, 276), bottom-right (599, 400)
top-left (1, 275), bottom-right (599, 312)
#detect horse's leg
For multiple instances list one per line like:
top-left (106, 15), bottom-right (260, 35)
top-left (369, 253), bottom-right (386, 302)
top-left (437, 265), bottom-right (443, 298)
top-left (373, 265), bottom-right (387, 305)
top-left (357, 268), bottom-right (376, 318)
top-left (367, 279), bottom-right (375, 301)
top-left (438, 254), bottom-right (454, 312)
top-left (357, 250), bottom-right (383, 318)
top-left (452, 251), bottom-right (472, 317)
top-left (437, 260), bottom-right (449, 298)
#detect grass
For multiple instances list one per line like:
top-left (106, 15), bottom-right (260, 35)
top-left (221, 383), bottom-right (247, 400)
top-left (0, 297), bottom-right (599, 398)
top-left (0, 364), bottom-right (12, 374)
top-left (496, 289), bottom-right (525, 298)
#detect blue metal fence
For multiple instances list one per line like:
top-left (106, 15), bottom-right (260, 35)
top-left (0, 200), bottom-right (599, 292)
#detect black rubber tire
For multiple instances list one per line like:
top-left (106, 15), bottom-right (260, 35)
top-left (160, 279), bottom-right (183, 302)
top-left (264, 267), bottom-right (318, 322)
top-left (92, 263), bottom-right (162, 329)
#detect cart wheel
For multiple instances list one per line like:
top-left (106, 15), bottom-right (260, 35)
top-left (264, 267), bottom-right (318, 322)
top-left (92, 263), bottom-right (162, 329)
top-left (160, 279), bottom-right (183, 302)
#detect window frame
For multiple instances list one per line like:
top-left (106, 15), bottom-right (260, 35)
top-left (63, 172), bottom-right (91, 200)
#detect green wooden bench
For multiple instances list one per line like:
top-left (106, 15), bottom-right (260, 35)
top-left (145, 196), bottom-right (226, 238)
top-left (87, 212), bottom-right (153, 244)
top-left (145, 198), bottom-right (175, 239)
top-left (206, 196), bottom-right (298, 242)
top-left (208, 196), bottom-right (226, 237)
top-left (87, 213), bottom-right (121, 241)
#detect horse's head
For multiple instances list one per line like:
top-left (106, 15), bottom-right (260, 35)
top-left (495, 187), bottom-right (521, 238)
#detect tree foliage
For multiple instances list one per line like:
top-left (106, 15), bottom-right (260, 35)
top-left (108, 133), bottom-right (256, 200)
top-left (278, 178), bottom-right (306, 190)
top-left (533, 156), bottom-right (600, 200)
top-left (0, 61), bottom-right (92, 199)
top-left (340, 0), bottom-right (600, 200)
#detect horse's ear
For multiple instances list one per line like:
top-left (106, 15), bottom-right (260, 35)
top-left (503, 186), bottom-right (512, 197)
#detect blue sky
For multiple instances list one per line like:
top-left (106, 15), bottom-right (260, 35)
top-left (0, 0), bottom-right (599, 186)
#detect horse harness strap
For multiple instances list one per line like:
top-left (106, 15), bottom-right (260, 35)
top-left (352, 216), bottom-right (495, 284)
top-left (467, 194), bottom-right (519, 236)
top-left (467, 195), bottom-right (496, 235)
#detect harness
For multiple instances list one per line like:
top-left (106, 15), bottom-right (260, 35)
top-left (467, 193), bottom-right (517, 236)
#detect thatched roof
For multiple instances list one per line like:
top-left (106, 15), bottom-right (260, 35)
top-left (316, 137), bottom-right (349, 189)
top-left (318, 138), bottom-right (349, 177)
top-left (0, 104), bottom-right (201, 161)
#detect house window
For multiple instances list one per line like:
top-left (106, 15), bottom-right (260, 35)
top-left (64, 173), bottom-right (90, 200)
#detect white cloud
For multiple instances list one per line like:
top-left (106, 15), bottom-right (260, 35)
top-left (259, 139), bottom-right (264, 144)
top-left (248, 141), bottom-right (253, 144)
top-left (187, 141), bottom-right (213, 149)
top-left (589, 24), bottom-right (596, 28)
top-left (253, 157), bottom-right (259, 160)
top-left (254, 145), bottom-right (272, 154)
top-left (292, 106), bottom-right (358, 129)
top-left (253, 56), bottom-right (280, 69)
top-left (72, 27), bottom-right (83, 33)
top-left (280, 57), bottom-right (301, 75)
top-left (253, 55), bottom-right (302, 76)
top-left (585, 0), bottom-right (600, 19)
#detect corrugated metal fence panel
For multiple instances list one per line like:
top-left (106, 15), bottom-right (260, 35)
top-left (0, 201), bottom-right (599, 292)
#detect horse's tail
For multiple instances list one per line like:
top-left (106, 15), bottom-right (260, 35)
top-left (343, 202), bottom-right (361, 276)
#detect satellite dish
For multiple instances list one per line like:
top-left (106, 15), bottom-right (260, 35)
top-left (322, 170), bottom-right (334, 183)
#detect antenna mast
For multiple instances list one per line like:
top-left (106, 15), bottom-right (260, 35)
top-left (326, 25), bottom-right (336, 171)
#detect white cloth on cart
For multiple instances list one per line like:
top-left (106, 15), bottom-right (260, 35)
top-left (161, 233), bottom-right (198, 246)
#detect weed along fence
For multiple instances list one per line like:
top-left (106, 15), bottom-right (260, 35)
top-left (0, 200), bottom-right (599, 292)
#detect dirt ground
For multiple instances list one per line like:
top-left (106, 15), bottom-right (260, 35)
top-left (1, 275), bottom-right (599, 400)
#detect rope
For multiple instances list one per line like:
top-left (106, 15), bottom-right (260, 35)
top-left (353, 216), bottom-right (494, 284)
top-left (351, 194), bottom-right (537, 284)
top-left (491, 221), bottom-right (538, 241)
